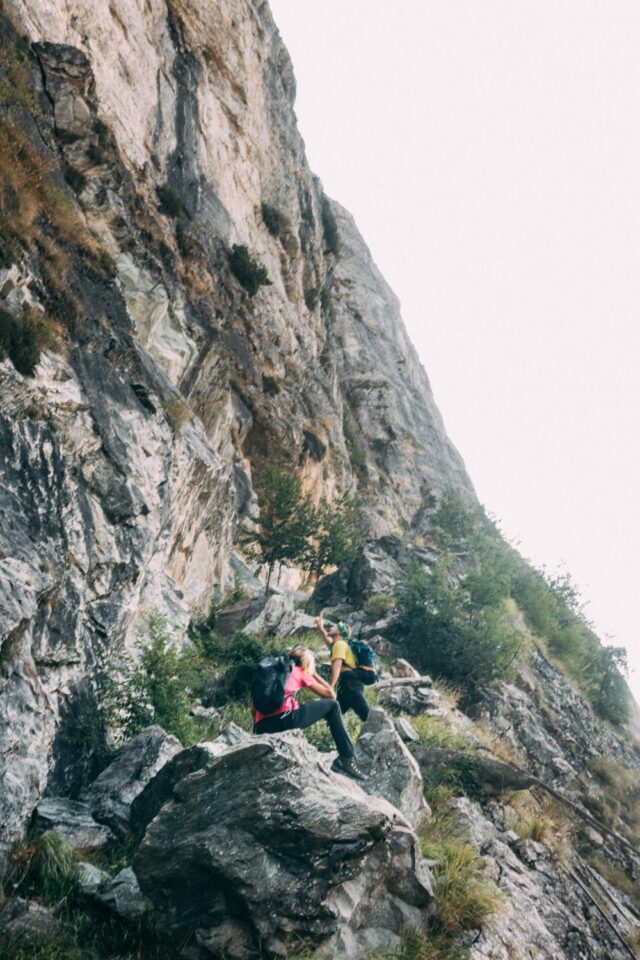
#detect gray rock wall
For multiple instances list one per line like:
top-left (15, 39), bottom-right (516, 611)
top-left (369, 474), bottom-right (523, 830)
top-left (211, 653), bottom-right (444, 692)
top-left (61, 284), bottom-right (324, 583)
top-left (0, 0), bottom-right (474, 853)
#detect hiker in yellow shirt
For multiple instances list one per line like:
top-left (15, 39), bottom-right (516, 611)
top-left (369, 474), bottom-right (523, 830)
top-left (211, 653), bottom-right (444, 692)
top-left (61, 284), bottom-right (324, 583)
top-left (315, 616), bottom-right (370, 722)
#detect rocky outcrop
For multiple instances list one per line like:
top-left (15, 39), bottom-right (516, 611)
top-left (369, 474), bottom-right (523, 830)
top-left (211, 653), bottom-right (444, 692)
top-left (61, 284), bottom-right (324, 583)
top-left (473, 649), bottom-right (640, 786)
top-left (33, 798), bottom-right (113, 851)
top-left (447, 797), bottom-right (638, 960)
top-left (81, 725), bottom-right (181, 836)
top-left (133, 731), bottom-right (433, 958)
top-left (355, 708), bottom-right (429, 830)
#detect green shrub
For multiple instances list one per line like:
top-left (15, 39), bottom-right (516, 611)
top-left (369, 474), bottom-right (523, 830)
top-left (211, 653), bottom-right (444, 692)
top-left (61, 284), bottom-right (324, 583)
top-left (228, 243), bottom-right (271, 295)
top-left (0, 306), bottom-right (56, 376)
top-left (397, 562), bottom-right (519, 691)
top-left (320, 194), bottom-right (339, 254)
top-left (161, 395), bottom-right (189, 432)
top-left (261, 202), bottom-right (284, 237)
top-left (192, 628), bottom-right (282, 702)
top-left (101, 614), bottom-right (200, 745)
top-left (156, 184), bottom-right (183, 218)
top-left (363, 593), bottom-right (396, 619)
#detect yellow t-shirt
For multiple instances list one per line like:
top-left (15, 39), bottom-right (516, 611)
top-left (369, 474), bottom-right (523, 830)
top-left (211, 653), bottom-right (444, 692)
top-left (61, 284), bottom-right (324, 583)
top-left (331, 639), bottom-right (357, 670)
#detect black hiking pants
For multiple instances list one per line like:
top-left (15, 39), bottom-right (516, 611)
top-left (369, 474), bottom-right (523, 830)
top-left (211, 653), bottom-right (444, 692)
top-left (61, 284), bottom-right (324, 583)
top-left (254, 699), bottom-right (354, 757)
top-left (337, 674), bottom-right (370, 722)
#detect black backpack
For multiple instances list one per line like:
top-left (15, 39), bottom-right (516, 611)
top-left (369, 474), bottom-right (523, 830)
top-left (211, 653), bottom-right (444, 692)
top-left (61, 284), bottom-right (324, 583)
top-left (349, 639), bottom-right (379, 685)
top-left (251, 656), bottom-right (293, 715)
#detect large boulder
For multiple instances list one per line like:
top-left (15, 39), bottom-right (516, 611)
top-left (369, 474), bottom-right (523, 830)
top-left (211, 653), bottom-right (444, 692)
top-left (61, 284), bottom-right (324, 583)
top-left (130, 723), bottom-right (250, 837)
top-left (34, 798), bottom-right (113, 852)
top-left (82, 726), bottom-right (181, 836)
top-left (133, 732), bottom-right (433, 958)
top-left (355, 708), bottom-right (429, 830)
top-left (96, 867), bottom-right (146, 921)
top-left (376, 676), bottom-right (442, 716)
top-left (216, 593), bottom-right (316, 639)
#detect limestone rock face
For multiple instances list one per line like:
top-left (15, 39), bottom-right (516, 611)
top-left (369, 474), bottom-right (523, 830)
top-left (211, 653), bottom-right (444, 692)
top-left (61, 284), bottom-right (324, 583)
top-left (133, 732), bottom-right (433, 958)
top-left (0, 0), bottom-right (473, 854)
top-left (355, 708), bottom-right (429, 830)
top-left (448, 798), bottom-right (639, 960)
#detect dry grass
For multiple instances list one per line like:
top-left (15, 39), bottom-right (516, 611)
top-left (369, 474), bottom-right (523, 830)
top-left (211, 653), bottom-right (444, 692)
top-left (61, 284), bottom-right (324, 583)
top-left (587, 757), bottom-right (640, 845)
top-left (588, 854), bottom-right (640, 913)
top-left (420, 793), bottom-right (504, 940)
top-left (474, 721), bottom-right (526, 767)
top-left (411, 714), bottom-right (477, 752)
top-left (504, 789), bottom-right (570, 848)
top-left (432, 679), bottom-right (462, 709)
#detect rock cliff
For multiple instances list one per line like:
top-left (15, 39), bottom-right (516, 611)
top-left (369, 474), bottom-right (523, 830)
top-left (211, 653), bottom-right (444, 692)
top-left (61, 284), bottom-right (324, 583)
top-left (0, 2), bottom-right (638, 959)
top-left (0, 0), bottom-right (472, 860)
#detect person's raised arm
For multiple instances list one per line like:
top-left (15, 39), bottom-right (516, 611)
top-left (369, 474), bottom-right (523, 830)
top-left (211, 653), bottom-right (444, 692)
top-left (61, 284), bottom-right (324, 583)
top-left (315, 615), bottom-right (331, 644)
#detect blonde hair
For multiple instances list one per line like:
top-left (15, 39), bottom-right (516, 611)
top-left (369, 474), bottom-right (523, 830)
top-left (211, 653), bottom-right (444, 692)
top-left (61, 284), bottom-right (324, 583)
top-left (287, 645), bottom-right (316, 675)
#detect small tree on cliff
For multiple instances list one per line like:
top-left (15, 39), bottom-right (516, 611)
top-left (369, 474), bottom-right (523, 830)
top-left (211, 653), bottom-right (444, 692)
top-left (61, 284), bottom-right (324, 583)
top-left (305, 494), bottom-right (360, 581)
top-left (248, 465), bottom-right (316, 593)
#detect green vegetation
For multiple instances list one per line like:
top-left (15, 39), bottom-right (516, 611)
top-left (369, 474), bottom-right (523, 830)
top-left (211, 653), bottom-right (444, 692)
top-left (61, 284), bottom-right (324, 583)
top-left (363, 593), bottom-right (396, 620)
top-left (419, 788), bottom-right (503, 945)
top-left (247, 465), bottom-right (361, 590)
top-left (261, 202), bottom-right (285, 237)
top-left (155, 184), bottom-right (183, 218)
top-left (0, 41), bottom-right (39, 116)
top-left (228, 243), bottom-right (271, 295)
top-left (0, 305), bottom-right (57, 376)
top-left (320, 194), bottom-right (339, 254)
top-left (342, 407), bottom-right (365, 474)
top-left (2, 832), bottom-right (176, 959)
top-left (4, 833), bottom-right (80, 908)
top-left (101, 613), bottom-right (202, 745)
top-left (397, 559), bottom-right (520, 692)
top-left (410, 715), bottom-right (477, 753)
top-left (306, 493), bottom-right (360, 581)
top-left (420, 489), bottom-right (633, 724)
top-left (588, 854), bottom-right (640, 913)
top-left (586, 757), bottom-right (640, 846)
top-left (248, 464), bottom-right (316, 591)
top-left (161, 395), bottom-right (189, 432)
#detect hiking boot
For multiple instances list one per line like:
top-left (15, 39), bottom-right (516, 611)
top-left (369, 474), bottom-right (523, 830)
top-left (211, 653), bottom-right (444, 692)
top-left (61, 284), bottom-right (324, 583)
top-left (331, 756), bottom-right (367, 782)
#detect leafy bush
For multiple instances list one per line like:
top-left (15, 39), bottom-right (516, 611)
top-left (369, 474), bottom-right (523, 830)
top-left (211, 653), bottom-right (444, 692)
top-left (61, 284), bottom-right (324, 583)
top-left (320, 194), bottom-right (339, 254)
top-left (305, 494), bottom-right (360, 581)
top-left (397, 561), bottom-right (519, 691)
top-left (228, 243), bottom-right (271, 295)
top-left (192, 628), bottom-right (282, 702)
top-left (430, 490), bottom-right (633, 725)
top-left (156, 184), bottom-right (183, 218)
top-left (101, 614), bottom-right (200, 745)
top-left (0, 306), bottom-right (56, 376)
top-left (261, 202), bottom-right (285, 237)
top-left (363, 593), bottom-right (396, 620)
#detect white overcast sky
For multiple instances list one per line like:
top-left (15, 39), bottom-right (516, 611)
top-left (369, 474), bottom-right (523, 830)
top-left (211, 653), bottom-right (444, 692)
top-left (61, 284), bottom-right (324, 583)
top-left (270, 0), bottom-right (640, 702)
